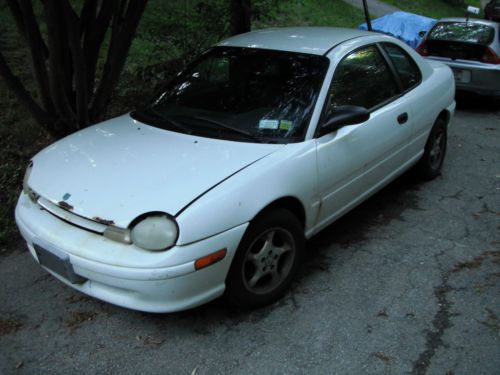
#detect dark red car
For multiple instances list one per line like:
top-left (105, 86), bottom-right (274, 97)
top-left (485, 0), bottom-right (500, 21)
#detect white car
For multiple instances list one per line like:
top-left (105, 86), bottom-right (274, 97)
top-left (16, 27), bottom-right (455, 313)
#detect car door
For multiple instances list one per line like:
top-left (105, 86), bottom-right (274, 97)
top-left (379, 42), bottom-right (427, 159)
top-left (314, 43), bottom-right (413, 230)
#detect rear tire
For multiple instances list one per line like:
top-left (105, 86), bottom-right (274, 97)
top-left (225, 208), bottom-right (305, 308)
top-left (416, 118), bottom-right (447, 180)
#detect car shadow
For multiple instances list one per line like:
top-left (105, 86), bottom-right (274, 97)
top-left (455, 91), bottom-right (500, 112)
top-left (295, 169), bottom-right (425, 287)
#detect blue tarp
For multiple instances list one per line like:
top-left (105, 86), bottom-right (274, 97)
top-left (359, 11), bottom-right (437, 49)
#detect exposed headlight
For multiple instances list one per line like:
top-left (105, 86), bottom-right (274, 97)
top-left (130, 214), bottom-right (178, 251)
top-left (23, 161), bottom-right (33, 194)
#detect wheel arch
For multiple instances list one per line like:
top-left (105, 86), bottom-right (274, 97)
top-left (253, 196), bottom-right (306, 230)
top-left (437, 109), bottom-right (451, 125)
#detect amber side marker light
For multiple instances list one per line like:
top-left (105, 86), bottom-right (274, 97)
top-left (195, 249), bottom-right (227, 270)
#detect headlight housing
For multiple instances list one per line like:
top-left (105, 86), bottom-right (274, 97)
top-left (130, 213), bottom-right (178, 251)
top-left (23, 161), bottom-right (33, 195)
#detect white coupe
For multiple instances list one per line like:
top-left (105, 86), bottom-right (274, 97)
top-left (16, 27), bottom-right (455, 312)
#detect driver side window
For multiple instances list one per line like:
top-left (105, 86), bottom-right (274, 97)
top-left (328, 45), bottom-right (399, 110)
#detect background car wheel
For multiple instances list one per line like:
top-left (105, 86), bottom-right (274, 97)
top-left (416, 118), bottom-right (447, 180)
top-left (225, 208), bottom-right (305, 308)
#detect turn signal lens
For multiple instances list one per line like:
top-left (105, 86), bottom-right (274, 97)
top-left (195, 249), bottom-right (227, 270)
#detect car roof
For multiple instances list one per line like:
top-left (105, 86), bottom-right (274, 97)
top-left (217, 27), bottom-right (372, 55)
top-left (436, 17), bottom-right (500, 28)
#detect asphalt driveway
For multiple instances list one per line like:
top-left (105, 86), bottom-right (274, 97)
top-left (1, 97), bottom-right (499, 375)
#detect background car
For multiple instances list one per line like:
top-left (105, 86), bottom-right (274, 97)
top-left (417, 18), bottom-right (500, 99)
top-left (485, 0), bottom-right (500, 22)
top-left (16, 28), bottom-right (455, 313)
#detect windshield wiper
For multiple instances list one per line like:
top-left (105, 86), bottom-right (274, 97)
top-left (192, 115), bottom-right (263, 143)
top-left (132, 110), bottom-right (192, 134)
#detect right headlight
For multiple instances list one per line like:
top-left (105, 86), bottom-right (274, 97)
top-left (130, 214), bottom-right (178, 251)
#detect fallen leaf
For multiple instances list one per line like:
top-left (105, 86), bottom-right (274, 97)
top-left (371, 351), bottom-right (391, 364)
top-left (144, 336), bottom-right (164, 346)
top-left (377, 308), bottom-right (388, 318)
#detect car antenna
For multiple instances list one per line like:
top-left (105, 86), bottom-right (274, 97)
top-left (465, 6), bottom-right (481, 24)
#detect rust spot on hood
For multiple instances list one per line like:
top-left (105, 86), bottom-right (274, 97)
top-left (58, 201), bottom-right (74, 211)
top-left (93, 217), bottom-right (115, 225)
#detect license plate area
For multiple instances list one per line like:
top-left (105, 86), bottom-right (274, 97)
top-left (452, 68), bottom-right (471, 83)
top-left (34, 244), bottom-right (87, 284)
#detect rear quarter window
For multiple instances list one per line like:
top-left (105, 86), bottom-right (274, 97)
top-left (382, 43), bottom-right (422, 91)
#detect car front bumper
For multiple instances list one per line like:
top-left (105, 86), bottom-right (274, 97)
top-left (15, 193), bottom-right (248, 313)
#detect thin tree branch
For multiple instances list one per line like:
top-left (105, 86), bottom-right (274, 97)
top-left (79, 0), bottom-right (97, 38)
top-left (6, 0), bottom-right (49, 60)
top-left (19, 0), bottom-right (54, 113)
top-left (90, 0), bottom-right (148, 121)
top-left (0, 49), bottom-right (55, 131)
top-left (6, 0), bottom-right (26, 39)
top-left (63, 1), bottom-right (89, 128)
top-left (83, 0), bottom-right (117, 99)
top-left (43, 0), bottom-right (76, 126)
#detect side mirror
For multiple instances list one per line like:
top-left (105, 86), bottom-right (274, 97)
top-left (319, 105), bottom-right (370, 136)
top-left (418, 30), bottom-right (427, 38)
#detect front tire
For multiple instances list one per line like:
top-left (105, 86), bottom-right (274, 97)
top-left (416, 118), bottom-right (447, 180)
top-left (225, 208), bottom-right (305, 308)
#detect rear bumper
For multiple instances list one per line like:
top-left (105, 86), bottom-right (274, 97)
top-left (425, 57), bottom-right (500, 97)
top-left (15, 192), bottom-right (248, 313)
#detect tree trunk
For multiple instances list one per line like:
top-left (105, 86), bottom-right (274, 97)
top-left (89, 0), bottom-right (147, 121)
top-left (229, 0), bottom-right (251, 36)
top-left (0, 0), bottom-right (148, 137)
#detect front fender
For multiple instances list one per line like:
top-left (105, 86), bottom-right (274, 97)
top-left (175, 140), bottom-right (319, 245)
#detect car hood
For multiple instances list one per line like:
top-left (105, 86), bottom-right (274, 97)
top-left (29, 115), bottom-right (283, 228)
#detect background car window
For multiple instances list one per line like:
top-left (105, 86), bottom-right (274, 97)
top-left (428, 22), bottom-right (494, 45)
top-left (382, 43), bottom-right (422, 91)
top-left (329, 45), bottom-right (399, 110)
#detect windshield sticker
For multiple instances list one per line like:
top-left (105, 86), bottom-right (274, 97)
top-left (259, 119), bottom-right (279, 130)
top-left (279, 120), bottom-right (293, 131)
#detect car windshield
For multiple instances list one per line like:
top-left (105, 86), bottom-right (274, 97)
top-left (132, 47), bottom-right (329, 143)
top-left (428, 22), bottom-right (494, 45)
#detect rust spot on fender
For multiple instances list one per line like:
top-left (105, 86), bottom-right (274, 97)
top-left (93, 217), bottom-right (115, 225)
top-left (58, 201), bottom-right (74, 211)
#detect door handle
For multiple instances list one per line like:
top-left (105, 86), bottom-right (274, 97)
top-left (397, 112), bottom-right (408, 125)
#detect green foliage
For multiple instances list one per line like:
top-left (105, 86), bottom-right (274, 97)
top-left (381, 0), bottom-right (483, 19)
top-left (128, 0), bottom-right (228, 68)
top-left (128, 0), bottom-right (364, 70)
top-left (253, 0), bottom-right (365, 28)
